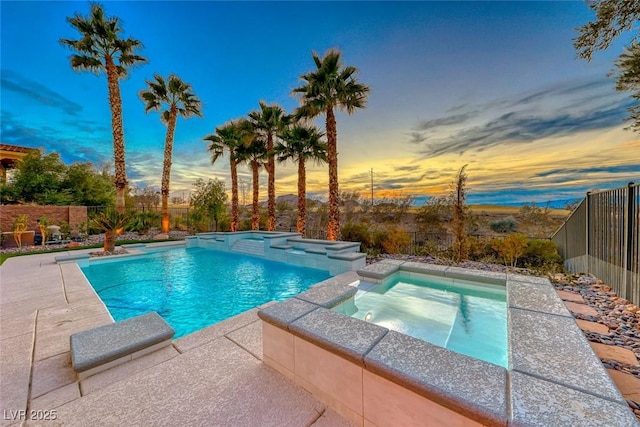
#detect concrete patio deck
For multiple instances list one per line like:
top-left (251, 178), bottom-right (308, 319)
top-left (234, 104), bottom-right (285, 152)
top-left (0, 250), bottom-right (352, 426)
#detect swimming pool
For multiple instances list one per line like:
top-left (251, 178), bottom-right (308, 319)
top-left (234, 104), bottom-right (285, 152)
top-left (80, 246), bottom-right (331, 338)
top-left (332, 272), bottom-right (508, 367)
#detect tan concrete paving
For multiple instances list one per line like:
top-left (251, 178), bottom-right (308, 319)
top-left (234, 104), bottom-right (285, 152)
top-left (0, 251), bottom-right (353, 427)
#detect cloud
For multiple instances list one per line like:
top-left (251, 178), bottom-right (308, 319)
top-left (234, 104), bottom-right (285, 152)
top-left (409, 76), bottom-right (633, 157)
top-left (416, 113), bottom-right (474, 130)
top-left (0, 111), bottom-right (111, 165)
top-left (425, 99), bottom-right (630, 157)
top-left (1, 70), bottom-right (83, 116)
top-left (535, 164), bottom-right (640, 178)
top-left (62, 119), bottom-right (110, 134)
top-left (515, 79), bottom-right (609, 106)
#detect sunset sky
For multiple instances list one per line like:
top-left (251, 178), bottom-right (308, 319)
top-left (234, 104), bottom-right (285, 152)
top-left (2, 1), bottom-right (638, 206)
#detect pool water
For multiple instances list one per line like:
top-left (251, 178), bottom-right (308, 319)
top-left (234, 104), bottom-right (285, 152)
top-left (333, 273), bottom-right (508, 367)
top-left (81, 247), bottom-right (331, 338)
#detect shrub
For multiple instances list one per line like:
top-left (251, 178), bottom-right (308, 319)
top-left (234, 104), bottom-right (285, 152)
top-left (340, 222), bottom-right (371, 248)
top-left (467, 235), bottom-right (492, 261)
top-left (128, 211), bottom-right (161, 234)
top-left (171, 214), bottom-right (187, 231)
top-left (370, 229), bottom-right (388, 254)
top-left (381, 226), bottom-right (411, 254)
top-left (91, 209), bottom-right (131, 252)
top-left (521, 239), bottom-right (563, 269)
top-left (12, 214), bottom-right (28, 248)
top-left (491, 233), bottom-right (528, 267)
top-left (37, 216), bottom-right (50, 243)
top-left (490, 218), bottom-right (518, 233)
top-left (58, 220), bottom-right (72, 239)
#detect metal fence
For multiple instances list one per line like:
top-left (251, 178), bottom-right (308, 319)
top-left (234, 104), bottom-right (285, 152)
top-left (552, 182), bottom-right (639, 305)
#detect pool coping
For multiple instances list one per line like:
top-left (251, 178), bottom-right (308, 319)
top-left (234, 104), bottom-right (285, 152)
top-left (258, 259), bottom-right (639, 426)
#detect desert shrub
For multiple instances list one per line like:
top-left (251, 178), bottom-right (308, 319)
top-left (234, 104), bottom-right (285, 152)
top-left (238, 218), bottom-right (252, 231)
top-left (12, 214), bottom-right (28, 248)
top-left (58, 220), bottom-right (72, 239)
top-left (518, 202), bottom-right (555, 238)
top-left (189, 211), bottom-right (210, 232)
top-left (381, 226), bottom-right (411, 254)
top-left (237, 210), bottom-right (265, 231)
top-left (340, 222), bottom-right (371, 248)
top-left (415, 240), bottom-right (448, 258)
top-left (491, 233), bottom-right (529, 267)
top-left (217, 214), bottom-right (231, 232)
top-left (372, 195), bottom-right (414, 222)
top-left (371, 229), bottom-right (387, 247)
top-left (490, 218), bottom-right (518, 233)
top-left (521, 239), bottom-right (563, 269)
top-left (37, 216), bottom-right (50, 243)
top-left (92, 209), bottom-right (131, 252)
top-left (128, 211), bottom-right (161, 234)
top-left (415, 196), bottom-right (450, 233)
top-left (171, 214), bottom-right (187, 231)
top-left (276, 200), bottom-right (292, 213)
top-left (466, 235), bottom-right (491, 261)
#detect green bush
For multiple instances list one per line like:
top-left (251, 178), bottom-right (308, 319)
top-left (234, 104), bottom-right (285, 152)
top-left (171, 214), bottom-right (187, 231)
top-left (128, 211), bottom-right (161, 234)
top-left (370, 229), bottom-right (388, 254)
top-left (467, 235), bottom-right (492, 261)
top-left (340, 222), bottom-right (371, 248)
top-left (490, 218), bottom-right (518, 233)
top-left (521, 239), bottom-right (563, 269)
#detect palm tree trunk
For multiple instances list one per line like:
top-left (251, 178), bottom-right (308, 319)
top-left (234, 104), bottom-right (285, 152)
top-left (297, 159), bottom-right (306, 235)
top-left (326, 105), bottom-right (339, 240)
top-left (104, 230), bottom-right (116, 253)
top-left (252, 161), bottom-right (259, 230)
top-left (105, 57), bottom-right (127, 214)
top-left (230, 157), bottom-right (239, 232)
top-left (267, 132), bottom-right (276, 231)
top-left (161, 108), bottom-right (177, 233)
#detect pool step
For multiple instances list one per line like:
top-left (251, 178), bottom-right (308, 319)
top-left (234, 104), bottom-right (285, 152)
top-left (230, 239), bottom-right (265, 256)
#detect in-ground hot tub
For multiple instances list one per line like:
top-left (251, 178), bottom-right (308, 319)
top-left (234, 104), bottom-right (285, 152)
top-left (333, 271), bottom-right (508, 368)
top-left (258, 260), bottom-right (639, 427)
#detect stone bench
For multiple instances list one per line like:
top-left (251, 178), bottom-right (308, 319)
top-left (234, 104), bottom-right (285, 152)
top-left (70, 312), bottom-right (175, 379)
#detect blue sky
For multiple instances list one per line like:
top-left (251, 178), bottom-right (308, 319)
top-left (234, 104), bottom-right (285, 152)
top-left (1, 1), bottom-right (638, 206)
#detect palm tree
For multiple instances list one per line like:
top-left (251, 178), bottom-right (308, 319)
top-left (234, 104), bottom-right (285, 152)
top-left (60, 4), bottom-right (147, 213)
top-left (292, 49), bottom-right (370, 240)
top-left (276, 124), bottom-right (327, 235)
top-left (204, 120), bottom-right (245, 231)
top-left (140, 74), bottom-right (202, 234)
top-left (236, 130), bottom-right (267, 231)
top-left (248, 102), bottom-right (289, 231)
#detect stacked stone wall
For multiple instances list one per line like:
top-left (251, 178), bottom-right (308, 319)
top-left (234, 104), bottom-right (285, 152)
top-left (0, 205), bottom-right (88, 233)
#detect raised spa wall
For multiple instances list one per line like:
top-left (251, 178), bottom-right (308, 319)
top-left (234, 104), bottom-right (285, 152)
top-left (186, 231), bottom-right (366, 275)
top-left (258, 260), bottom-right (639, 427)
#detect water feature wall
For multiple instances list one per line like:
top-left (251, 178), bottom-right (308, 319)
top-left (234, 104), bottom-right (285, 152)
top-left (186, 231), bottom-right (366, 275)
